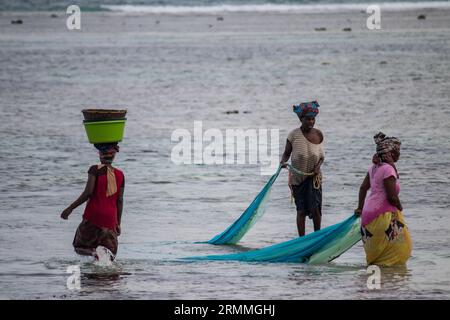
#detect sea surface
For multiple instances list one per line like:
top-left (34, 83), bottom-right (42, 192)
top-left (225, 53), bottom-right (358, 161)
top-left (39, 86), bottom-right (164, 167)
top-left (0, 0), bottom-right (450, 299)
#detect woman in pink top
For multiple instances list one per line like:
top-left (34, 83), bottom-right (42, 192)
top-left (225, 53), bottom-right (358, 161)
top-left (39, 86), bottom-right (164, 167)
top-left (355, 132), bottom-right (412, 266)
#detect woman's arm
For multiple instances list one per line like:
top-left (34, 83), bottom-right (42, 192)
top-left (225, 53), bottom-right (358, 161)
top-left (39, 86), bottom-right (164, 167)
top-left (116, 179), bottom-right (125, 235)
top-left (280, 139), bottom-right (292, 167)
top-left (61, 174), bottom-right (96, 219)
top-left (384, 176), bottom-right (402, 211)
top-left (355, 173), bottom-right (370, 215)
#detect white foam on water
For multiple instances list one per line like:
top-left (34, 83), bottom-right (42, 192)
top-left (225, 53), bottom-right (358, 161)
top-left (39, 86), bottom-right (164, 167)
top-left (93, 246), bottom-right (114, 267)
top-left (102, 2), bottom-right (450, 14)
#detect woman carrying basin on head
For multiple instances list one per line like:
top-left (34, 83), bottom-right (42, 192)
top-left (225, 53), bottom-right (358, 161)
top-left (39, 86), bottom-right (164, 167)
top-left (60, 143), bottom-right (125, 260)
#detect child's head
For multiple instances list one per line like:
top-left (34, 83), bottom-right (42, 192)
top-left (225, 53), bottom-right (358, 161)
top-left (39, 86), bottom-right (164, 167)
top-left (94, 143), bottom-right (119, 165)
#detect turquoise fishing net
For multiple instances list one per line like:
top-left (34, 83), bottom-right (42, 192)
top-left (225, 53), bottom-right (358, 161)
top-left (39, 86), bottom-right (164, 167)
top-left (207, 165), bottom-right (282, 245)
top-left (308, 215), bottom-right (361, 264)
top-left (198, 165), bottom-right (361, 263)
top-left (189, 215), bottom-right (361, 263)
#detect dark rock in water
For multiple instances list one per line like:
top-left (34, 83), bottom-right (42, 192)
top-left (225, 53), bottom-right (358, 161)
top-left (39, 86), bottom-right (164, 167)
top-left (322, 62), bottom-right (330, 65)
top-left (217, 16), bottom-right (224, 21)
top-left (343, 27), bottom-right (352, 32)
top-left (11, 19), bottom-right (23, 24)
top-left (417, 14), bottom-right (426, 20)
top-left (314, 27), bottom-right (326, 31)
top-left (224, 110), bottom-right (239, 114)
top-left (379, 61), bottom-right (388, 65)
top-left (50, 14), bottom-right (58, 18)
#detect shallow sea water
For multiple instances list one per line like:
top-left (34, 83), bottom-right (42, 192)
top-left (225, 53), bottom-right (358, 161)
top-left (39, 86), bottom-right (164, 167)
top-left (0, 8), bottom-right (450, 299)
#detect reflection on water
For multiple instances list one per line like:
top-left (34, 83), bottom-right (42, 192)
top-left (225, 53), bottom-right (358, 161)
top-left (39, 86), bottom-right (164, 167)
top-left (352, 265), bottom-right (414, 299)
top-left (379, 265), bottom-right (412, 288)
top-left (82, 273), bottom-right (123, 284)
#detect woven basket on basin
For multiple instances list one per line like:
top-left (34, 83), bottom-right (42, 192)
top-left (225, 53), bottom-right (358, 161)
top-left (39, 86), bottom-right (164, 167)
top-left (82, 109), bottom-right (127, 122)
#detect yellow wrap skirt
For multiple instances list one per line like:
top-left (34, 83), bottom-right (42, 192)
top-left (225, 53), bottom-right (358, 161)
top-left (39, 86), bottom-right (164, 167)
top-left (361, 211), bottom-right (412, 266)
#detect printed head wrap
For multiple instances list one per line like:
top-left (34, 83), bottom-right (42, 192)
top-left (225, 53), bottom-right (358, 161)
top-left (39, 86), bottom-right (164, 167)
top-left (94, 142), bottom-right (119, 154)
top-left (374, 132), bottom-right (401, 156)
top-left (293, 100), bottom-right (320, 118)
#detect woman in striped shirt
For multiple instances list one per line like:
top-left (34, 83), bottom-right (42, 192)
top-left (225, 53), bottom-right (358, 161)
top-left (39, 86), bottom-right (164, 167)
top-left (280, 101), bottom-right (324, 236)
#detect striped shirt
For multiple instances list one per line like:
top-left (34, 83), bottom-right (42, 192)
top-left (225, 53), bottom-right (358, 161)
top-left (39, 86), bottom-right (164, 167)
top-left (287, 128), bottom-right (325, 185)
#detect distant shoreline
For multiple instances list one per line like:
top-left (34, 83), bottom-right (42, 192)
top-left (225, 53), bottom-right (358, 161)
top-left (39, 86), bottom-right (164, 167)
top-left (102, 2), bottom-right (450, 14)
top-left (1, 1), bottom-right (450, 14)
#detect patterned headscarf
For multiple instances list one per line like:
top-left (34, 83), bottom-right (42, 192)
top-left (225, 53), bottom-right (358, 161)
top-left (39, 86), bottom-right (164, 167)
top-left (94, 142), bottom-right (119, 154)
top-left (374, 132), bottom-right (401, 155)
top-left (293, 100), bottom-right (320, 118)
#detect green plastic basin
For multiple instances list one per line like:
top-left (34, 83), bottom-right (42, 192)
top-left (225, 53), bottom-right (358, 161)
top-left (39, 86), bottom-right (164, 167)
top-left (83, 120), bottom-right (126, 144)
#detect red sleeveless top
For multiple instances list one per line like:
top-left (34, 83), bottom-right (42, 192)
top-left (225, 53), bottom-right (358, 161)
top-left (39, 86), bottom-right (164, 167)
top-left (83, 165), bottom-right (124, 230)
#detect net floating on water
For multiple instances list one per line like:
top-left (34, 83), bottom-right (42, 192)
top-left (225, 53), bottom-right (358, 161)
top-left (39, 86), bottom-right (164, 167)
top-left (191, 165), bottom-right (361, 263)
top-left (187, 215), bottom-right (361, 263)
